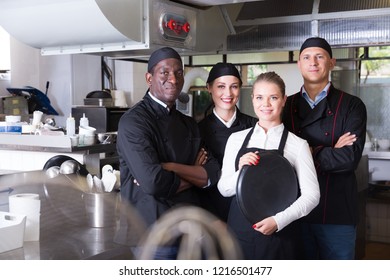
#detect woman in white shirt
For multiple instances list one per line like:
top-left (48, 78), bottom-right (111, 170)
top-left (218, 71), bottom-right (320, 259)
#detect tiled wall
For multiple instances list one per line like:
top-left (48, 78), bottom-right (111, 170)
top-left (360, 83), bottom-right (390, 140)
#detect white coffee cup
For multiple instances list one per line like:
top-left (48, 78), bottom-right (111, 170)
top-left (32, 110), bottom-right (43, 126)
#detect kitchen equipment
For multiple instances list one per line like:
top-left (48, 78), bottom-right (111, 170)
top-left (86, 173), bottom-right (94, 191)
top-left (79, 125), bottom-right (96, 146)
top-left (236, 151), bottom-right (299, 224)
top-left (60, 160), bottom-right (80, 175)
top-left (70, 135), bottom-right (79, 147)
top-left (372, 138), bottom-right (379, 151)
top-left (2, 95), bottom-right (29, 117)
top-left (377, 139), bottom-right (390, 150)
top-left (5, 115), bottom-right (21, 123)
top-left (93, 176), bottom-right (104, 193)
top-left (79, 113), bottom-right (89, 127)
top-left (86, 90), bottom-right (112, 99)
top-left (65, 113), bottom-right (75, 136)
top-left (84, 90), bottom-right (113, 107)
top-left (44, 117), bottom-right (56, 127)
top-left (101, 172), bottom-right (117, 193)
top-left (101, 164), bottom-right (113, 174)
top-left (72, 106), bottom-right (128, 133)
top-left (45, 166), bottom-right (60, 179)
top-left (32, 110), bottom-right (43, 127)
top-left (43, 155), bottom-right (89, 177)
top-left (6, 86), bottom-right (58, 115)
top-left (97, 132), bottom-right (117, 144)
top-left (83, 192), bottom-right (118, 228)
top-left (79, 125), bottom-right (96, 136)
top-left (111, 90), bottom-right (127, 107)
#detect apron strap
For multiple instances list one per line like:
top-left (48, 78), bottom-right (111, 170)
top-left (234, 126), bottom-right (256, 171)
top-left (234, 125), bottom-right (289, 169)
top-left (277, 127), bottom-right (289, 156)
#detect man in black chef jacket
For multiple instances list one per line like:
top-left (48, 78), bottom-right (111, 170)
top-left (282, 37), bottom-right (367, 259)
top-left (116, 47), bottom-right (220, 260)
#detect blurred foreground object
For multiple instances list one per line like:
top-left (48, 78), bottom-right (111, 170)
top-left (138, 206), bottom-right (242, 260)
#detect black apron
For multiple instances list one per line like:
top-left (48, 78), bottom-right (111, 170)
top-left (227, 126), bottom-right (304, 260)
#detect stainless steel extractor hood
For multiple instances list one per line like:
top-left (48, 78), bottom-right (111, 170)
top-left (0, 0), bottom-right (199, 56)
top-left (2, 0), bottom-right (390, 58)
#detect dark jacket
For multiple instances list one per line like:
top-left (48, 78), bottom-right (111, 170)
top-left (117, 93), bottom-right (220, 227)
top-left (197, 108), bottom-right (257, 221)
top-left (282, 84), bottom-right (367, 225)
top-left (198, 109), bottom-right (258, 166)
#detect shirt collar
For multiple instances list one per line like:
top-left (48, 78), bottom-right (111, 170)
top-left (301, 82), bottom-right (331, 109)
top-left (148, 91), bottom-right (170, 111)
top-left (213, 107), bottom-right (237, 128)
top-left (254, 122), bottom-right (284, 135)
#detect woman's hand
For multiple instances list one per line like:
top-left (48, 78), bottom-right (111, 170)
top-left (252, 217), bottom-right (278, 235)
top-left (238, 151), bottom-right (259, 170)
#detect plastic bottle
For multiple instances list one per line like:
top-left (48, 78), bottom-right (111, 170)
top-left (66, 113), bottom-right (76, 136)
top-left (79, 113), bottom-right (89, 127)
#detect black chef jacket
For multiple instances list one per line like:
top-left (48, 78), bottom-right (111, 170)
top-left (282, 84), bottom-right (367, 225)
top-left (117, 93), bottom-right (220, 227)
top-left (197, 108), bottom-right (257, 221)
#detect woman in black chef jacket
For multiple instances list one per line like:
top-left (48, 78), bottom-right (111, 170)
top-left (198, 62), bottom-right (258, 222)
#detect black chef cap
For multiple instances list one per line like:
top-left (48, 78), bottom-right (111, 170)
top-left (147, 47), bottom-right (182, 73)
top-left (206, 62), bottom-right (242, 85)
top-left (299, 37), bottom-right (333, 58)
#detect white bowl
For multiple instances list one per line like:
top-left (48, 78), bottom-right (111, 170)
top-left (79, 125), bottom-right (96, 136)
top-left (80, 135), bottom-right (96, 146)
top-left (378, 139), bottom-right (390, 150)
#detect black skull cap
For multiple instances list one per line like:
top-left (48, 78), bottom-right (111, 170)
top-left (206, 62), bottom-right (242, 85)
top-left (147, 47), bottom-right (182, 73)
top-left (299, 37), bottom-right (333, 58)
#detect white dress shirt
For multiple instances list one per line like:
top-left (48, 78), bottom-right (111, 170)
top-left (217, 123), bottom-right (320, 231)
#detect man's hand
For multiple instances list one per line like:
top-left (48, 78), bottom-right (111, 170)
top-left (195, 148), bottom-right (208, 166)
top-left (335, 132), bottom-right (357, 148)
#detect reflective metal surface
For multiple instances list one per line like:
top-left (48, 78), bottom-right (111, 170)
top-left (0, 171), bottom-right (144, 260)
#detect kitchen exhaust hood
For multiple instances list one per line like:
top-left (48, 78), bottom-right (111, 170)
top-left (0, 0), bottom-right (199, 56)
top-left (2, 0), bottom-right (390, 58)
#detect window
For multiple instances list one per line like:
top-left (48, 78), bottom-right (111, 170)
top-left (359, 46), bottom-right (390, 84)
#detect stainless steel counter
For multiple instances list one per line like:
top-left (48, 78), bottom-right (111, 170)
top-left (364, 150), bottom-right (390, 182)
top-left (365, 150), bottom-right (390, 160)
top-left (0, 171), bottom-right (143, 260)
top-left (0, 134), bottom-right (117, 176)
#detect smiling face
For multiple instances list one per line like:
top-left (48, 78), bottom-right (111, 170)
top-left (146, 58), bottom-right (184, 108)
top-left (298, 47), bottom-right (336, 88)
top-left (207, 75), bottom-right (241, 113)
top-left (252, 74), bottom-right (287, 131)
